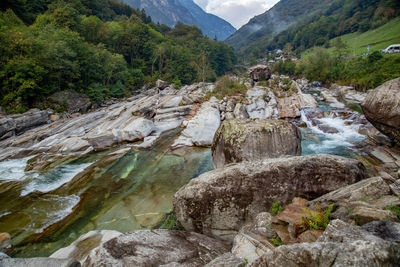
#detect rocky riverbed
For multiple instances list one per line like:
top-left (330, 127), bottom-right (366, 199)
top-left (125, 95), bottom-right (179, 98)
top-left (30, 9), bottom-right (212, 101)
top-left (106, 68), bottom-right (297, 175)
top-left (0, 74), bottom-right (399, 266)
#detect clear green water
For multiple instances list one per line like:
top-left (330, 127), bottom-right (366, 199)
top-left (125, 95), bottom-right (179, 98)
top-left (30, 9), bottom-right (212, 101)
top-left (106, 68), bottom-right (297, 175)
top-left (0, 130), bottom-right (212, 257)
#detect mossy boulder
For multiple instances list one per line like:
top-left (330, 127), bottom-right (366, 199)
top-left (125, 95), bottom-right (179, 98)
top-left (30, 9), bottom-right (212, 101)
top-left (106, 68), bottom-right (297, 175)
top-left (211, 119), bottom-right (301, 168)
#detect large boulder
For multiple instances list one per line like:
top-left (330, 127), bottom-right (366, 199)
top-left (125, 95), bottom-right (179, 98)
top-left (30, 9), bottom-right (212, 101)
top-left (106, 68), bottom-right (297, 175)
top-left (83, 230), bottom-right (229, 266)
top-left (212, 119), bottom-right (301, 168)
top-left (174, 154), bottom-right (367, 242)
top-left (249, 65), bottom-right (271, 83)
top-left (361, 78), bottom-right (400, 144)
top-left (48, 90), bottom-right (91, 113)
top-left (251, 220), bottom-right (400, 266)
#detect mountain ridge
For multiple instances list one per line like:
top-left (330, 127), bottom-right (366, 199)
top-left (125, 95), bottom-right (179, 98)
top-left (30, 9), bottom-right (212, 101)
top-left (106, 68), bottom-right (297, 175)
top-left (121, 0), bottom-right (236, 40)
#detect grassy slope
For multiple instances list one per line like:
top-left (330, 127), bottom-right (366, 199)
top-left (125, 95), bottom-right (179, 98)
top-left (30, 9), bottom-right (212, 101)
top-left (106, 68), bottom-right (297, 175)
top-left (302, 17), bottom-right (400, 58)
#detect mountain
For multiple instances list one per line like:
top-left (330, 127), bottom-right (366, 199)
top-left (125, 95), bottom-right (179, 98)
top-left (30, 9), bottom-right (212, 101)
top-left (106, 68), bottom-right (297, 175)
top-left (226, 0), bottom-right (400, 58)
top-left (120, 0), bottom-right (236, 40)
top-left (225, 0), bottom-right (334, 52)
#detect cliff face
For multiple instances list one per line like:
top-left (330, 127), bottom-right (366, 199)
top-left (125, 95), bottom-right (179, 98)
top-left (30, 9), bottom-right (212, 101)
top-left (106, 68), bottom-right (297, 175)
top-left (121, 0), bottom-right (236, 40)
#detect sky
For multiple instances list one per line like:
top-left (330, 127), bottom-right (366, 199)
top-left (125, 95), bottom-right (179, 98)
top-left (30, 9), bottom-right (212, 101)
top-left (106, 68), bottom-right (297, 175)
top-left (193, 0), bottom-right (280, 29)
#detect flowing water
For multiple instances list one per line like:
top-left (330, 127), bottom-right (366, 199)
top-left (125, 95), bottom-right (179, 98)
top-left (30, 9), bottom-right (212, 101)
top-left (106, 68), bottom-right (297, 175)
top-left (0, 130), bottom-right (212, 257)
top-left (299, 88), bottom-right (366, 157)
top-left (0, 90), bottom-right (368, 258)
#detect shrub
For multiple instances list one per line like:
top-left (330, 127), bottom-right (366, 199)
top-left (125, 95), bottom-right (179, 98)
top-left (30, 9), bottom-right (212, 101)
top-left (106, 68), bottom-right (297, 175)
top-left (211, 75), bottom-right (248, 99)
top-left (270, 201), bottom-right (284, 216)
top-left (300, 203), bottom-right (335, 231)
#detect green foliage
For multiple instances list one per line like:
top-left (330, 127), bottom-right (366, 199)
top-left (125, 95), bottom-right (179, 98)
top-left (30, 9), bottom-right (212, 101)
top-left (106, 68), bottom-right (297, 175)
top-left (159, 212), bottom-right (184, 231)
top-left (244, 258), bottom-right (249, 265)
top-left (270, 238), bottom-right (283, 247)
top-left (277, 46), bottom-right (400, 91)
top-left (209, 75), bottom-right (247, 99)
top-left (270, 201), bottom-right (284, 216)
top-left (300, 203), bottom-right (335, 231)
top-left (239, 0), bottom-right (400, 58)
top-left (386, 206), bottom-right (400, 219)
top-left (0, 2), bottom-right (237, 113)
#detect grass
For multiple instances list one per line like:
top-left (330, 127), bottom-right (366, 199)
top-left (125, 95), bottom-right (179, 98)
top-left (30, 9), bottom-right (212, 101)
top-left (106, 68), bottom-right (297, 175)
top-left (302, 17), bottom-right (400, 58)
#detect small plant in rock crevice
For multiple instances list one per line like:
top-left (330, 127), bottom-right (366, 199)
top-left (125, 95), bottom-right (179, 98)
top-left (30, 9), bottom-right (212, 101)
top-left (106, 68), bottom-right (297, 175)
top-left (159, 212), bottom-right (184, 230)
top-left (386, 205), bottom-right (400, 219)
top-left (270, 238), bottom-right (283, 247)
top-left (300, 203), bottom-right (335, 231)
top-left (270, 201), bottom-right (284, 216)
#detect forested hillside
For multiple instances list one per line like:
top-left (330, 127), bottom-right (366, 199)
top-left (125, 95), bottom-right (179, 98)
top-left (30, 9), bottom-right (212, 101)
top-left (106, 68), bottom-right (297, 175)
top-left (228, 0), bottom-right (400, 59)
top-left (0, 0), bottom-right (236, 113)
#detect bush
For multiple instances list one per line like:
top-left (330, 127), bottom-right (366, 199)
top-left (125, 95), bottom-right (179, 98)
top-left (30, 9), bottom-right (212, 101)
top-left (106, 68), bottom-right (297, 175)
top-left (210, 75), bottom-right (248, 99)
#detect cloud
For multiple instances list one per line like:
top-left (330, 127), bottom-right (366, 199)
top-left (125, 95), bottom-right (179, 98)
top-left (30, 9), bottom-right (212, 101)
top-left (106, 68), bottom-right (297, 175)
top-left (194, 0), bottom-right (279, 29)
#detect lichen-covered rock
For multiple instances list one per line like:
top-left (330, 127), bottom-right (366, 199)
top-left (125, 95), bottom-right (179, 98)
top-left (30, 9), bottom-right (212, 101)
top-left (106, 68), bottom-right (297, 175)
top-left (174, 155), bottom-right (367, 242)
top-left (361, 78), bottom-right (400, 144)
top-left (251, 220), bottom-right (400, 266)
top-left (0, 257), bottom-right (80, 267)
top-left (212, 119), bottom-right (301, 168)
top-left (83, 230), bottom-right (229, 267)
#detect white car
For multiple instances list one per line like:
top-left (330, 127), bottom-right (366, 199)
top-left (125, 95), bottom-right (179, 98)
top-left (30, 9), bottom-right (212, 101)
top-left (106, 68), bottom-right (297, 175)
top-left (382, 44), bottom-right (400, 54)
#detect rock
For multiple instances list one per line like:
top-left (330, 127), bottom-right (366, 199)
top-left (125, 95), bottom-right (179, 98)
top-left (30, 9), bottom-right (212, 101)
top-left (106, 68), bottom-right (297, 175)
top-left (233, 103), bottom-right (249, 119)
top-left (226, 100), bottom-right (235, 112)
top-left (160, 96), bottom-right (183, 108)
top-left (273, 198), bottom-right (310, 243)
top-left (174, 154), bottom-right (367, 242)
top-left (0, 118), bottom-right (15, 139)
top-left (232, 231), bottom-right (272, 264)
top-left (296, 230), bottom-right (324, 243)
top-left (204, 253), bottom-right (245, 267)
top-left (0, 233), bottom-right (11, 252)
top-left (390, 179), bottom-right (400, 196)
top-left (14, 109), bottom-right (50, 133)
top-left (349, 206), bottom-right (399, 225)
top-left (249, 65), bottom-right (271, 83)
top-left (112, 117), bottom-right (154, 142)
top-left (362, 78), bottom-right (400, 144)
top-left (252, 220), bottom-right (400, 266)
top-left (277, 97), bottom-right (301, 118)
top-left (0, 257), bottom-right (80, 267)
top-left (155, 79), bottom-right (169, 90)
top-left (48, 90), bottom-right (91, 113)
top-left (50, 114), bottom-right (59, 121)
top-left (51, 230), bottom-right (121, 264)
top-left (231, 212), bottom-right (276, 263)
top-left (211, 119), bottom-right (301, 168)
top-left (83, 230), bottom-right (229, 266)
top-left (172, 98), bottom-right (220, 147)
top-left (311, 176), bottom-right (392, 209)
top-left (245, 88), bottom-right (278, 119)
top-left (225, 112), bottom-right (234, 120)
top-left (318, 124), bottom-right (339, 134)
